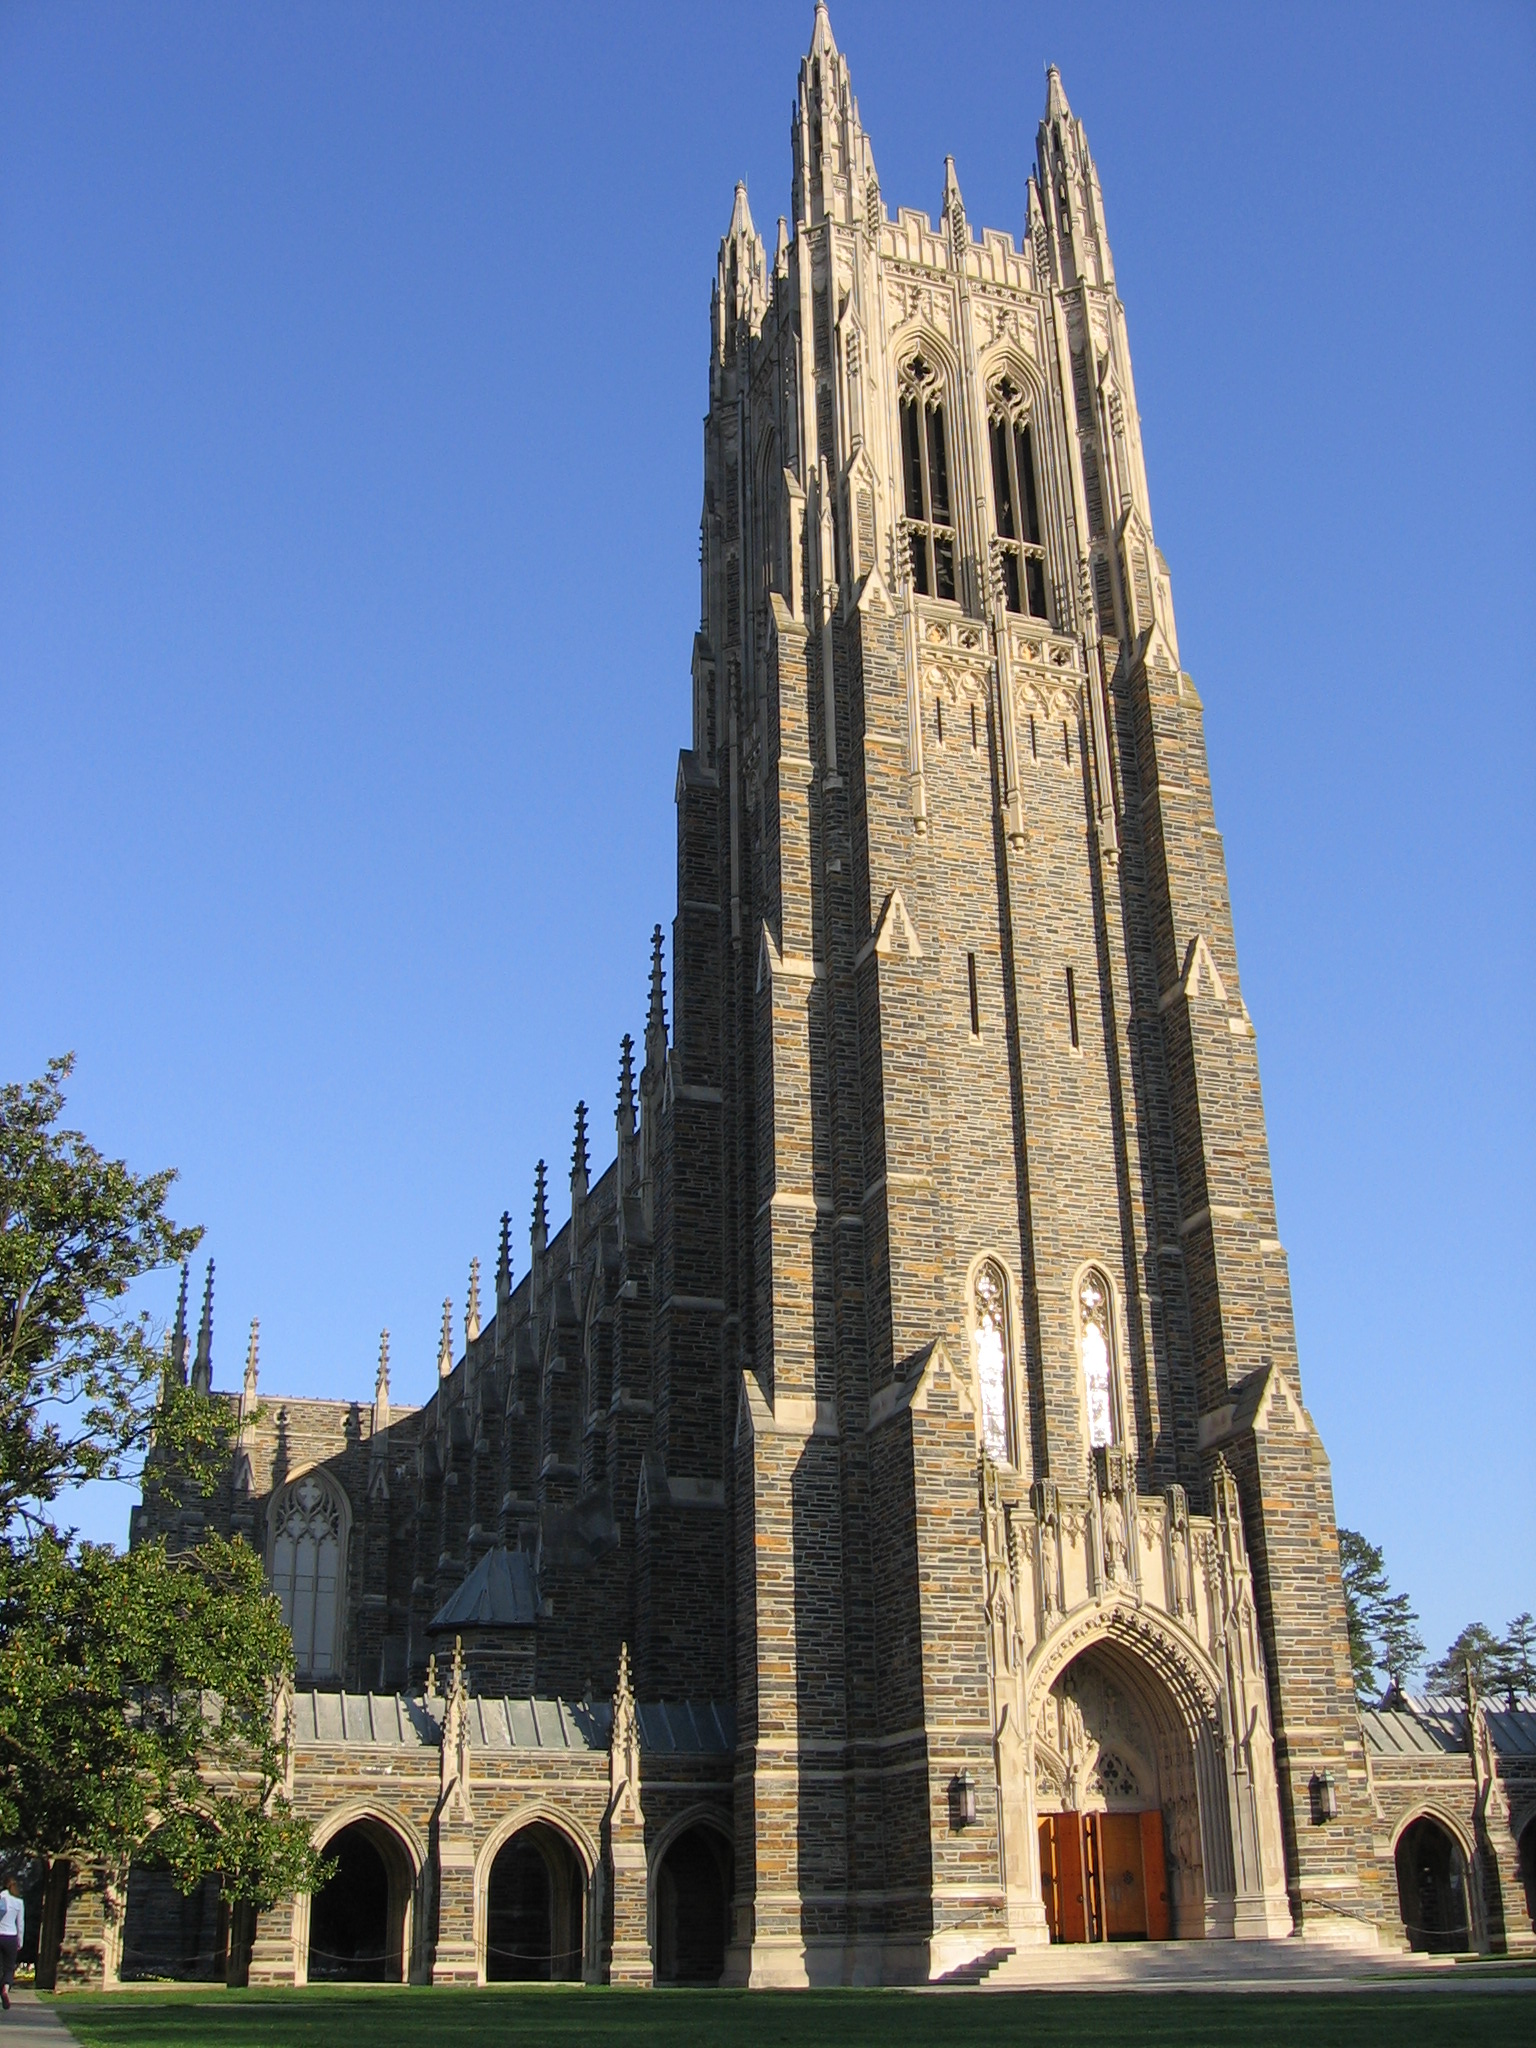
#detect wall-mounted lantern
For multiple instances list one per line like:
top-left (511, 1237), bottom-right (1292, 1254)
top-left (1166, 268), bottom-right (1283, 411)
top-left (1309, 1770), bottom-right (1338, 1824)
top-left (950, 1770), bottom-right (978, 1830)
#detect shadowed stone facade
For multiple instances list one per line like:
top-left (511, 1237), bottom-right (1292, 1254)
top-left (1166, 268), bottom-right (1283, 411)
top-left (43, 5), bottom-right (1535, 1991)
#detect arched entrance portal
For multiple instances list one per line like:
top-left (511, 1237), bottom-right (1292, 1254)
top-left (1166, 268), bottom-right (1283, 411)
top-left (1395, 1817), bottom-right (1470, 1954)
top-left (1032, 1637), bottom-right (1218, 1942)
top-left (654, 1824), bottom-right (733, 1984)
top-left (484, 1823), bottom-right (584, 1981)
top-left (307, 1819), bottom-right (414, 1982)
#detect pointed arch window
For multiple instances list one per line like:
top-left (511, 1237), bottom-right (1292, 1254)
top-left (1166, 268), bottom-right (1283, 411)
top-left (988, 377), bottom-right (1049, 620)
top-left (899, 357), bottom-right (957, 601)
top-left (269, 1470), bottom-right (348, 1679)
top-left (972, 1260), bottom-right (1015, 1465)
top-left (1078, 1269), bottom-right (1119, 1450)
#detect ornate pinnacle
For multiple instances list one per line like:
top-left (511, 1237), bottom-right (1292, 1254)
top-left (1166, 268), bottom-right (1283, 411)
top-left (496, 1210), bottom-right (512, 1299)
top-left (170, 1262), bottom-right (190, 1384)
top-left (191, 1260), bottom-right (214, 1396)
top-left (571, 1101), bottom-right (589, 1186)
top-left (466, 1256), bottom-right (481, 1344)
top-left (617, 1034), bottom-right (636, 1135)
top-left (645, 924), bottom-right (667, 1068)
top-left (376, 1329), bottom-right (390, 1404)
top-left (243, 1319), bottom-right (260, 1403)
top-left (531, 1159), bottom-right (548, 1241)
top-left (438, 1297), bottom-right (454, 1380)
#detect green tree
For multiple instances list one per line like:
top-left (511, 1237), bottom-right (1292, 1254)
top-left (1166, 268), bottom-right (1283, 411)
top-left (0, 1054), bottom-right (219, 1533)
top-left (1338, 1528), bottom-right (1425, 1699)
top-left (1377, 1591), bottom-right (1426, 1693)
top-left (0, 1531), bottom-right (324, 1907)
top-left (1338, 1528), bottom-right (1388, 1697)
top-left (1494, 1612), bottom-right (1536, 1704)
top-left (0, 1056), bottom-right (323, 1920)
top-left (1426, 1621), bottom-right (1503, 1696)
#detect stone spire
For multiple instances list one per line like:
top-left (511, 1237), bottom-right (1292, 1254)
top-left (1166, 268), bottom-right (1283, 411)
top-left (941, 154), bottom-right (968, 263)
top-left (232, 1316), bottom-right (259, 1497)
top-left (714, 181), bottom-right (767, 364)
top-left (466, 1256), bottom-right (481, 1345)
top-left (437, 1297), bottom-right (454, 1381)
top-left (530, 1159), bottom-right (549, 1319)
top-left (570, 1101), bottom-right (590, 1246)
top-left (645, 925), bottom-right (667, 1074)
top-left (370, 1331), bottom-right (391, 1500)
top-left (242, 1319), bottom-right (259, 1407)
top-left (191, 1260), bottom-right (214, 1397)
top-left (494, 1210), bottom-right (512, 1357)
top-left (170, 1262), bottom-right (190, 1386)
top-left (616, 1035), bottom-right (637, 1198)
top-left (1035, 63), bottom-right (1114, 289)
top-left (792, 2), bottom-right (878, 234)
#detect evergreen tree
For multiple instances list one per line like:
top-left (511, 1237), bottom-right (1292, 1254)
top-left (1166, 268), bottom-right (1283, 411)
top-left (1426, 1621), bottom-right (1502, 1696)
top-left (1495, 1612), bottom-right (1535, 1703)
top-left (1338, 1528), bottom-right (1388, 1698)
top-left (1377, 1591), bottom-right (1425, 1693)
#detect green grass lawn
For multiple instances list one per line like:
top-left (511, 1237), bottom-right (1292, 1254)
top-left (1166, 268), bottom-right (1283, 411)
top-left (48, 1985), bottom-right (1536, 2048)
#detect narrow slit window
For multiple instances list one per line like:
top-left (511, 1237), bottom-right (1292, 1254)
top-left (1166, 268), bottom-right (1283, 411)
top-left (1062, 720), bottom-right (1072, 766)
top-left (1066, 965), bottom-right (1080, 1049)
top-left (987, 379), bottom-right (1051, 622)
top-left (969, 701), bottom-right (979, 750)
top-left (1029, 714), bottom-right (1038, 759)
top-left (899, 357), bottom-right (957, 602)
top-left (968, 952), bottom-right (981, 1036)
top-left (936, 700), bottom-right (944, 745)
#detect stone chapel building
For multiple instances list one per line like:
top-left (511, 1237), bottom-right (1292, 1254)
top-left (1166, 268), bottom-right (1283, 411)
top-left (43, 4), bottom-right (1536, 1991)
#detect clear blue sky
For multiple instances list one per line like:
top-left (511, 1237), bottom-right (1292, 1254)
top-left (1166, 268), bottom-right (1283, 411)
top-left (2, 2), bottom-right (1531, 1668)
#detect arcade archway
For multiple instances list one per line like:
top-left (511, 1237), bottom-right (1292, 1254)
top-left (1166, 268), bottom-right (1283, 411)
top-left (484, 1822), bottom-right (585, 1981)
top-left (120, 1859), bottom-right (226, 1981)
top-left (306, 1817), bottom-right (415, 1982)
top-left (1394, 1816), bottom-right (1470, 1954)
top-left (654, 1822), bottom-right (733, 1984)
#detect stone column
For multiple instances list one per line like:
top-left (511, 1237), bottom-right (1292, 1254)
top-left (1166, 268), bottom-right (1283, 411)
top-left (603, 1644), bottom-right (652, 1985)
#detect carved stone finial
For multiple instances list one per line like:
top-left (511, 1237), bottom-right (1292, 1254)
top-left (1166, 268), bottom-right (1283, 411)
top-left (375, 1329), bottom-right (390, 1407)
top-left (170, 1261), bottom-right (190, 1385)
top-left (531, 1158), bottom-right (549, 1242)
top-left (438, 1297), bottom-right (454, 1381)
top-left (571, 1101), bottom-right (589, 1192)
top-left (191, 1260), bottom-right (214, 1397)
top-left (243, 1319), bottom-right (260, 1404)
top-left (466, 1256), bottom-right (481, 1345)
top-left (496, 1211), bottom-right (512, 1301)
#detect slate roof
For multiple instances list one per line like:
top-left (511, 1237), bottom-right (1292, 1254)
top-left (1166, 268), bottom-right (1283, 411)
top-left (428, 1545), bottom-right (539, 1631)
top-left (290, 1689), bottom-right (735, 1755)
top-left (1360, 1693), bottom-right (1536, 1761)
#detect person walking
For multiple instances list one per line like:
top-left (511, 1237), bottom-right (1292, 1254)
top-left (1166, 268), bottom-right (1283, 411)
top-left (0, 1878), bottom-right (21, 2011)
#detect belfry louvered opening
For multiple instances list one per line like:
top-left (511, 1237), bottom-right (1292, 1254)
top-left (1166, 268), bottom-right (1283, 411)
top-left (899, 356), bottom-right (956, 601)
top-left (988, 375), bottom-right (1050, 620)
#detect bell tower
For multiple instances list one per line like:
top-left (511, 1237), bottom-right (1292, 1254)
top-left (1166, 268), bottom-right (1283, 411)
top-left (679, 3), bottom-right (1382, 1982)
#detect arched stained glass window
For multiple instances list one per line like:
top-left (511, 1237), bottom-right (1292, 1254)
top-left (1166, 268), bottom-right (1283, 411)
top-left (270, 1471), bottom-right (347, 1678)
top-left (899, 356), bottom-right (957, 602)
top-left (1078, 1269), bottom-right (1118, 1449)
top-left (972, 1261), bottom-right (1014, 1465)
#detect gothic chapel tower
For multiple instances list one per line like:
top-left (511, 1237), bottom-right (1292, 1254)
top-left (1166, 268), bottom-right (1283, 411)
top-left (673, 7), bottom-right (1382, 1982)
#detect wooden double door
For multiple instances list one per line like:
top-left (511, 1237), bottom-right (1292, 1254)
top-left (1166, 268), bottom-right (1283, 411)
top-left (1038, 1810), bottom-right (1170, 1943)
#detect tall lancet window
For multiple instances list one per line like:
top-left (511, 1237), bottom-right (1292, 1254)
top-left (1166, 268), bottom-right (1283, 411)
top-left (269, 1471), bottom-right (348, 1679)
top-left (988, 377), bottom-right (1050, 620)
top-left (972, 1260), bottom-right (1015, 1465)
top-left (899, 357), bottom-right (957, 601)
top-left (1078, 1269), bottom-right (1119, 1450)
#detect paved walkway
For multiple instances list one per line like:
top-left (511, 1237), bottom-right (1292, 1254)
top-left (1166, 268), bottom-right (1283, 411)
top-left (0, 1992), bottom-right (71, 2041)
